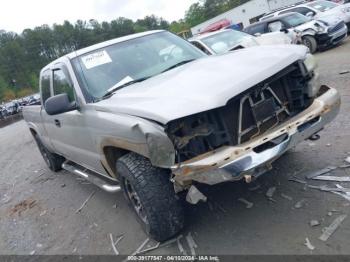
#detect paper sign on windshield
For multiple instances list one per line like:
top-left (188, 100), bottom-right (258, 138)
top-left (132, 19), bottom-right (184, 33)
top-left (81, 50), bottom-right (112, 69)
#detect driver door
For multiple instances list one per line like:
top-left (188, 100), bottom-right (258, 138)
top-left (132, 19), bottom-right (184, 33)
top-left (43, 63), bottom-right (106, 175)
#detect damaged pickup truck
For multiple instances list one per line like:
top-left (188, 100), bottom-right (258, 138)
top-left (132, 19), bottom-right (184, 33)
top-left (23, 30), bottom-right (340, 241)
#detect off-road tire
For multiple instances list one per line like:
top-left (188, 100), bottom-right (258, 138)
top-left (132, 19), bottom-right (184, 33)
top-left (34, 134), bottom-right (64, 172)
top-left (302, 35), bottom-right (317, 54)
top-left (116, 152), bottom-right (184, 242)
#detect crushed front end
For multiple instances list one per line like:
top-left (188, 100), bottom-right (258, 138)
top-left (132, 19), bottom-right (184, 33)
top-left (166, 59), bottom-right (341, 187)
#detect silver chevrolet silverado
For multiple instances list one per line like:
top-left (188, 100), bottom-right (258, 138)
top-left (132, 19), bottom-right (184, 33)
top-left (23, 30), bottom-right (340, 241)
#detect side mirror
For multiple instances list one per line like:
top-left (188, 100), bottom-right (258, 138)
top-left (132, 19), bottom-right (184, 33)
top-left (306, 12), bottom-right (314, 18)
top-left (254, 33), bottom-right (262, 37)
top-left (45, 93), bottom-right (77, 115)
top-left (280, 28), bottom-right (289, 34)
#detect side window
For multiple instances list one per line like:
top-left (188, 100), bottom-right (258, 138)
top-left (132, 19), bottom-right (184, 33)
top-left (41, 70), bottom-right (51, 104)
top-left (53, 68), bottom-right (75, 102)
top-left (245, 23), bottom-right (266, 35)
top-left (280, 7), bottom-right (315, 16)
top-left (191, 41), bottom-right (211, 55)
top-left (297, 7), bottom-right (316, 16)
top-left (268, 21), bottom-right (283, 32)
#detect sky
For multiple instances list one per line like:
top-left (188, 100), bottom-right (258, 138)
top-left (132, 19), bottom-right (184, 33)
top-left (0, 0), bottom-right (198, 33)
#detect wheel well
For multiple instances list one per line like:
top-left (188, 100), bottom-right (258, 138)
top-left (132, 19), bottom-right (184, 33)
top-left (103, 146), bottom-right (130, 177)
top-left (29, 128), bottom-right (37, 137)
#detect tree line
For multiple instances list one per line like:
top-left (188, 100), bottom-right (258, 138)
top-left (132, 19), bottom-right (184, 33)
top-left (0, 0), bottom-right (247, 102)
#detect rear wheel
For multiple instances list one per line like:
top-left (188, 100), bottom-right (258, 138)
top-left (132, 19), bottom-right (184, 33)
top-left (33, 134), bottom-right (64, 172)
top-left (116, 153), bottom-right (184, 242)
top-left (302, 35), bottom-right (317, 54)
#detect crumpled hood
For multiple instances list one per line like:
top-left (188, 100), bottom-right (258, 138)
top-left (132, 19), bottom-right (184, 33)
top-left (295, 16), bottom-right (342, 32)
top-left (94, 45), bottom-right (308, 124)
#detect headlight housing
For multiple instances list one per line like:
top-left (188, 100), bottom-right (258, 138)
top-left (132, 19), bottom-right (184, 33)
top-left (304, 54), bottom-right (320, 97)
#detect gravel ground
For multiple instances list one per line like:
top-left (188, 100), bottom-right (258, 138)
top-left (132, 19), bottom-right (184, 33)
top-left (0, 38), bottom-right (350, 255)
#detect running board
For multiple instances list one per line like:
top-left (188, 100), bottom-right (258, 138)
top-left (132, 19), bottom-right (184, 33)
top-left (62, 161), bottom-right (121, 193)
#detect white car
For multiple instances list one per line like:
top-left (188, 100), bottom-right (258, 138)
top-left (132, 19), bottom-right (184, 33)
top-left (188, 29), bottom-right (295, 55)
top-left (261, 0), bottom-right (350, 30)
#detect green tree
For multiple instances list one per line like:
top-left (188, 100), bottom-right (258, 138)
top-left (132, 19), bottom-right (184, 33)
top-left (185, 3), bottom-right (206, 27)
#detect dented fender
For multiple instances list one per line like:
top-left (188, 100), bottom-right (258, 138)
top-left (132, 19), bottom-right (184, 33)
top-left (93, 110), bottom-right (176, 170)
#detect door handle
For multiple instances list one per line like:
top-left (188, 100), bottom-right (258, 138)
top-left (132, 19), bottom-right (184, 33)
top-left (54, 119), bottom-right (61, 127)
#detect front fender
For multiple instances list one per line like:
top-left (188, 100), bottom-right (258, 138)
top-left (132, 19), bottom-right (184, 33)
top-left (95, 111), bottom-right (176, 168)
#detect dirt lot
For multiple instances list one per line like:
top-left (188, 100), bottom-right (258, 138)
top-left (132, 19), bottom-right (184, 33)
top-left (1, 39), bottom-right (350, 255)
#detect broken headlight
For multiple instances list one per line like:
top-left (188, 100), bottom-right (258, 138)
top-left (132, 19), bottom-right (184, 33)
top-left (166, 112), bottom-right (231, 162)
top-left (314, 22), bottom-right (326, 33)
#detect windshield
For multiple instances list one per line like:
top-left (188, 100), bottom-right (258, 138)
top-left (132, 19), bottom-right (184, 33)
top-left (281, 13), bottom-right (310, 27)
top-left (201, 30), bottom-right (257, 54)
top-left (71, 31), bottom-right (204, 100)
top-left (307, 1), bottom-right (337, 12)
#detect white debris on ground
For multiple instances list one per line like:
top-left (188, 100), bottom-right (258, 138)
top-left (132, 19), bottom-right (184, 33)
top-left (304, 238), bottom-right (315, 250)
top-left (294, 199), bottom-right (306, 209)
top-left (310, 220), bottom-right (320, 227)
top-left (186, 186), bottom-right (207, 204)
top-left (130, 238), bottom-right (149, 256)
top-left (281, 193), bottom-right (293, 201)
top-left (75, 190), bottom-right (96, 213)
top-left (185, 232), bottom-right (198, 256)
top-left (319, 214), bottom-right (347, 242)
top-left (345, 156), bottom-right (350, 164)
top-left (312, 176), bottom-right (350, 182)
top-left (176, 235), bottom-right (187, 255)
top-left (304, 166), bottom-right (337, 179)
top-left (109, 233), bottom-right (124, 255)
top-left (332, 184), bottom-right (350, 202)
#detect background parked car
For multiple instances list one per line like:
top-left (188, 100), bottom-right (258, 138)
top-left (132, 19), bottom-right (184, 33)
top-left (189, 29), bottom-right (295, 55)
top-left (244, 12), bottom-right (348, 53)
top-left (28, 93), bottom-right (41, 105)
top-left (0, 106), bottom-right (6, 119)
top-left (3, 101), bottom-right (20, 115)
top-left (261, 0), bottom-right (350, 31)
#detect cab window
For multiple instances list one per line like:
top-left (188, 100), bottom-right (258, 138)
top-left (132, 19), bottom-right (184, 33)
top-left (53, 68), bottom-right (75, 102)
top-left (41, 70), bottom-right (51, 104)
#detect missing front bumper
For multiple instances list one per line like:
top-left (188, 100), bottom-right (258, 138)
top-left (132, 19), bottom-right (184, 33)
top-left (171, 86), bottom-right (340, 186)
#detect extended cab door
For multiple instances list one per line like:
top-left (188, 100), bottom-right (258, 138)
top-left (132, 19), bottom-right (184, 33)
top-left (42, 63), bottom-right (107, 175)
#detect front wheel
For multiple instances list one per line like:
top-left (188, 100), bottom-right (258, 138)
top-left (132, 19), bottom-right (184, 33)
top-left (116, 153), bottom-right (184, 242)
top-left (302, 35), bottom-right (317, 54)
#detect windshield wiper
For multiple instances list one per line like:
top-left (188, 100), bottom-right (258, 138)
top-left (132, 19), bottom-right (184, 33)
top-left (100, 76), bottom-right (151, 100)
top-left (161, 59), bottom-right (195, 73)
